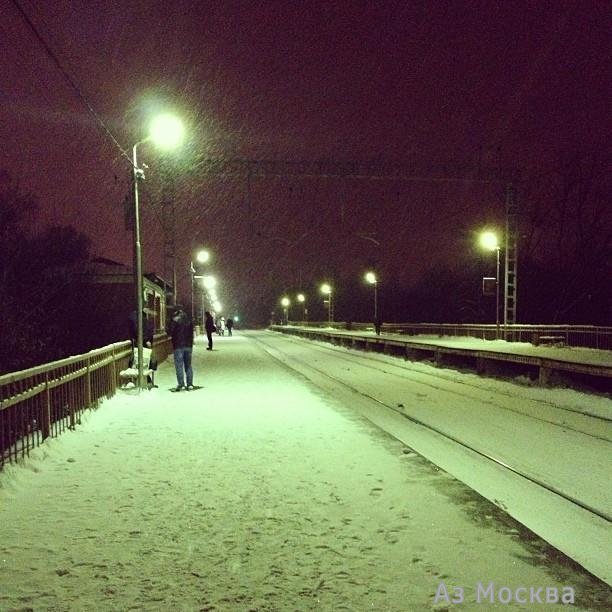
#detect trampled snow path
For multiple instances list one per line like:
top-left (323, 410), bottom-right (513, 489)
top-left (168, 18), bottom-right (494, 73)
top-left (0, 332), bottom-right (609, 611)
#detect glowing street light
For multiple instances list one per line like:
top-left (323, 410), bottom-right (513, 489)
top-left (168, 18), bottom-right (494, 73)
top-left (191, 249), bottom-right (211, 324)
top-left (479, 230), bottom-right (501, 338)
top-left (132, 112), bottom-right (184, 390)
top-left (149, 114), bottom-right (185, 150)
top-left (202, 275), bottom-right (217, 290)
top-left (320, 283), bottom-right (333, 324)
top-left (280, 296), bottom-right (290, 325)
top-left (296, 293), bottom-right (307, 322)
top-left (364, 271), bottom-right (379, 331)
top-left (195, 249), bottom-right (210, 264)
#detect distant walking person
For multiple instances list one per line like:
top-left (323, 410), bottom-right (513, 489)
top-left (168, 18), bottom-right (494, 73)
top-left (204, 311), bottom-right (216, 351)
top-left (226, 317), bottom-right (234, 336)
top-left (166, 304), bottom-right (194, 391)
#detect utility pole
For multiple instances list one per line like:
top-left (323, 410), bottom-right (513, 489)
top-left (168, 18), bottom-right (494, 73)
top-left (504, 183), bottom-right (518, 338)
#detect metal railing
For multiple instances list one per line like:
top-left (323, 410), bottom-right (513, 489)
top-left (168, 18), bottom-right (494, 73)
top-left (286, 322), bottom-right (612, 350)
top-left (0, 334), bottom-right (172, 468)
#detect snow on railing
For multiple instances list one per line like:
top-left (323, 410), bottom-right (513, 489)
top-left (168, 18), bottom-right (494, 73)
top-left (286, 322), bottom-right (612, 350)
top-left (0, 335), bottom-right (172, 469)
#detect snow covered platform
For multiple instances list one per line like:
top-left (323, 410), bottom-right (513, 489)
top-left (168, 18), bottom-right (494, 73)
top-left (0, 332), bottom-right (610, 610)
top-left (273, 325), bottom-right (612, 390)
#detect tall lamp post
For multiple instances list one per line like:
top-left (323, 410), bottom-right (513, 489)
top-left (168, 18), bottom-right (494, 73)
top-left (364, 271), bottom-right (378, 325)
top-left (191, 249), bottom-right (210, 325)
top-left (280, 296), bottom-right (290, 325)
top-left (296, 293), bottom-right (306, 322)
top-left (201, 275), bottom-right (217, 328)
top-left (480, 231), bottom-right (501, 339)
top-left (320, 283), bottom-right (333, 325)
top-left (132, 113), bottom-right (184, 390)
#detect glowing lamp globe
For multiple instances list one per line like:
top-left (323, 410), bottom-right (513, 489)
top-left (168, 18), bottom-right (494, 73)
top-left (480, 231), bottom-right (499, 251)
top-left (365, 271), bottom-right (377, 284)
top-left (149, 114), bottom-right (184, 150)
top-left (281, 297), bottom-right (290, 307)
top-left (195, 250), bottom-right (210, 264)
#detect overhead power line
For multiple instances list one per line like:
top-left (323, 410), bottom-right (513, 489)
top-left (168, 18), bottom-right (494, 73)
top-left (9, 0), bottom-right (134, 167)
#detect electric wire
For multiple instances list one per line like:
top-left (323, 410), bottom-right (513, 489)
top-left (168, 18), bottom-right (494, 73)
top-left (9, 0), bottom-right (135, 169)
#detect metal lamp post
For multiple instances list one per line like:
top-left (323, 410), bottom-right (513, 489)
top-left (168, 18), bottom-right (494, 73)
top-left (365, 271), bottom-right (378, 324)
top-left (281, 296), bottom-right (290, 325)
top-left (297, 293), bottom-right (306, 322)
top-left (191, 249), bottom-right (210, 325)
top-left (321, 283), bottom-right (333, 325)
top-left (132, 113), bottom-right (184, 390)
top-left (480, 231), bottom-right (501, 340)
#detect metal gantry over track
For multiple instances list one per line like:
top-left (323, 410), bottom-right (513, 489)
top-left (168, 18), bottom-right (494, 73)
top-left (167, 157), bottom-right (520, 331)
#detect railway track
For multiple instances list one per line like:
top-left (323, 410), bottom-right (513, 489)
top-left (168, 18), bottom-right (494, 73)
top-left (252, 332), bottom-right (612, 525)
top-left (265, 331), bottom-right (612, 440)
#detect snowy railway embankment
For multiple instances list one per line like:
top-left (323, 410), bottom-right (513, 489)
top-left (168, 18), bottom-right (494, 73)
top-left (271, 325), bottom-right (612, 392)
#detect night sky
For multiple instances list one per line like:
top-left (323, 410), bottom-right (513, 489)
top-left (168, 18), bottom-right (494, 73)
top-left (1, 0), bottom-right (609, 321)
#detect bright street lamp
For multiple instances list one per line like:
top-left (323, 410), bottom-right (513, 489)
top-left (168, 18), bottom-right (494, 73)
top-left (202, 275), bottom-right (217, 290)
top-left (320, 283), bottom-right (333, 325)
top-left (479, 230), bottom-right (501, 339)
top-left (296, 293), bottom-right (307, 322)
top-left (280, 296), bottom-right (290, 325)
top-left (364, 271), bottom-right (379, 330)
top-left (149, 114), bottom-right (185, 150)
top-left (191, 249), bottom-right (211, 324)
top-left (132, 112), bottom-right (184, 390)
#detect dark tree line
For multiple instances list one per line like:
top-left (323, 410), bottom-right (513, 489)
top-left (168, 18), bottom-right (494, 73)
top-left (0, 171), bottom-right (91, 374)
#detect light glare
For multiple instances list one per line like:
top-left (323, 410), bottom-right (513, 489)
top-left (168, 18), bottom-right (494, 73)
top-left (480, 231), bottom-right (499, 251)
top-left (149, 114), bottom-right (184, 149)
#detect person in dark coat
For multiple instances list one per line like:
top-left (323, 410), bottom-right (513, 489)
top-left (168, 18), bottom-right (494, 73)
top-left (226, 317), bottom-right (234, 336)
top-left (374, 317), bottom-right (382, 336)
top-left (165, 304), bottom-right (194, 390)
top-left (204, 311), bottom-right (216, 350)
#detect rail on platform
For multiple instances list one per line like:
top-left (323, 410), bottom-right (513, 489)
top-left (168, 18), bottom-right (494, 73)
top-left (0, 334), bottom-right (172, 469)
top-left (272, 325), bottom-right (612, 391)
top-left (286, 322), bottom-right (612, 350)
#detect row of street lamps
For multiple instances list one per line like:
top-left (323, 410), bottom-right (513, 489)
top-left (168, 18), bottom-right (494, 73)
top-left (279, 271), bottom-right (379, 326)
top-left (278, 234), bottom-right (502, 335)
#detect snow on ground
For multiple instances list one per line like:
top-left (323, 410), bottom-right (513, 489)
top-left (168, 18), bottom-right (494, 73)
top-left (0, 332), bottom-right (610, 611)
top-left (308, 327), bottom-right (612, 368)
top-left (290, 331), bottom-right (612, 421)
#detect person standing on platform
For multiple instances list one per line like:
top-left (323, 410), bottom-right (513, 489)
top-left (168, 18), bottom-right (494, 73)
top-left (226, 317), bottom-right (234, 336)
top-left (166, 304), bottom-right (194, 391)
top-left (204, 311), bottom-right (216, 351)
